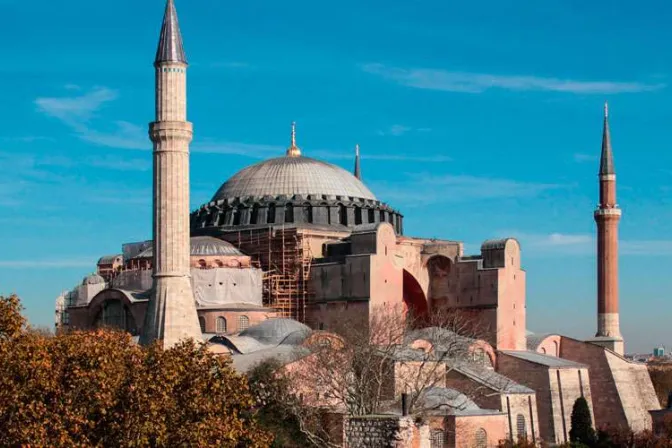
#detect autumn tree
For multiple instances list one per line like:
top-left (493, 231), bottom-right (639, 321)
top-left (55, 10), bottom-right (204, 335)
top-left (0, 294), bottom-right (271, 447)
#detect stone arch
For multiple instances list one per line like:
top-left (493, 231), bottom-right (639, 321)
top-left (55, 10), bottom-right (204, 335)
top-left (402, 270), bottom-right (429, 319)
top-left (88, 289), bottom-right (141, 335)
top-left (475, 428), bottom-right (487, 448)
top-left (516, 414), bottom-right (527, 440)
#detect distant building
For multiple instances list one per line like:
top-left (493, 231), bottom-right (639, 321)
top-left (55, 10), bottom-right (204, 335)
top-left (654, 347), bottom-right (665, 358)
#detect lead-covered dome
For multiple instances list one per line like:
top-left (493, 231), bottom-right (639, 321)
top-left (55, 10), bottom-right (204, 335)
top-left (212, 156), bottom-right (376, 202)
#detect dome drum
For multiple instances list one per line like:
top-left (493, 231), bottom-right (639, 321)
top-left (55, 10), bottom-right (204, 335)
top-left (191, 194), bottom-right (403, 234)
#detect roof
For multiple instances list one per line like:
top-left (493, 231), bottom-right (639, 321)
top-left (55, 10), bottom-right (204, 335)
top-left (526, 333), bottom-right (555, 351)
top-left (239, 318), bottom-right (311, 346)
top-left (481, 238), bottom-right (517, 251)
top-left (600, 104), bottom-right (615, 175)
top-left (136, 236), bottom-right (243, 258)
top-left (500, 350), bottom-right (587, 369)
top-left (155, 0), bottom-right (187, 65)
top-left (418, 387), bottom-right (501, 416)
top-left (447, 361), bottom-right (534, 394)
top-left (82, 274), bottom-right (105, 285)
top-left (211, 155), bottom-right (376, 202)
top-left (97, 254), bottom-right (122, 265)
top-left (230, 345), bottom-right (309, 373)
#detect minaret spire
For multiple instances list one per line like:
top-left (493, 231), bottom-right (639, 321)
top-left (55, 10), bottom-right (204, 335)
top-left (590, 102), bottom-right (623, 355)
top-left (286, 121), bottom-right (301, 157)
top-left (141, 0), bottom-right (201, 349)
top-left (600, 101), bottom-right (615, 176)
top-left (155, 0), bottom-right (187, 65)
top-left (354, 144), bottom-right (362, 179)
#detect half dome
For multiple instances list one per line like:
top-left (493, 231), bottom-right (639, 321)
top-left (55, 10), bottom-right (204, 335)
top-left (212, 156), bottom-right (376, 202)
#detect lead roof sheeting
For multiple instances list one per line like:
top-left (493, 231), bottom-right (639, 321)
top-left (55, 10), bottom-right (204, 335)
top-left (212, 156), bottom-right (376, 202)
top-left (500, 350), bottom-right (587, 369)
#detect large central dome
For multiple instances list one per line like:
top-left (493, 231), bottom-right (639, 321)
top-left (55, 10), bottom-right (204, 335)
top-left (212, 156), bottom-right (376, 202)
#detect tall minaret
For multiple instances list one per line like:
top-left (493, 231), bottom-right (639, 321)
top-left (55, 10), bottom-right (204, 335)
top-left (140, 0), bottom-right (202, 348)
top-left (590, 102), bottom-right (624, 355)
top-left (353, 144), bottom-right (362, 180)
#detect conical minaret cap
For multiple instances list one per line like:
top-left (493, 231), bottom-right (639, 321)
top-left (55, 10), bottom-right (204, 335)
top-left (155, 0), bottom-right (187, 65)
top-left (600, 102), bottom-right (615, 175)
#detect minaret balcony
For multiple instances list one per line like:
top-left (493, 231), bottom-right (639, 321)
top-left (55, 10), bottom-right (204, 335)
top-left (594, 207), bottom-right (622, 217)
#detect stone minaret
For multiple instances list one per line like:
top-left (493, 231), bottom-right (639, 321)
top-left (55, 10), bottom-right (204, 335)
top-left (354, 144), bottom-right (362, 180)
top-left (140, 0), bottom-right (202, 348)
top-left (590, 102), bottom-right (624, 355)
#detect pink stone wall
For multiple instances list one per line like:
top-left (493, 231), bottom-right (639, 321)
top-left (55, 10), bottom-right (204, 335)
top-left (198, 309), bottom-right (273, 334)
top-left (445, 413), bottom-right (508, 448)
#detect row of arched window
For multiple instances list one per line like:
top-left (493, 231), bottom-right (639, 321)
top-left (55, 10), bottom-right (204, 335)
top-left (198, 202), bottom-right (401, 230)
top-left (198, 315), bottom-right (249, 334)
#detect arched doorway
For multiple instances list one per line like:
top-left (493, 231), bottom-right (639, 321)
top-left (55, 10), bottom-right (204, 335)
top-left (402, 270), bottom-right (428, 320)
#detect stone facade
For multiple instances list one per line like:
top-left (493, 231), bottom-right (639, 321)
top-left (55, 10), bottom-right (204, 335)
top-left (344, 416), bottom-right (429, 448)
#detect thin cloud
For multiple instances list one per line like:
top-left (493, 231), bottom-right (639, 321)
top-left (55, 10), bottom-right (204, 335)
top-left (78, 121), bottom-right (148, 150)
top-left (501, 230), bottom-right (672, 257)
top-left (372, 174), bottom-right (565, 207)
top-left (0, 259), bottom-right (97, 268)
top-left (377, 125), bottom-right (432, 137)
top-left (362, 63), bottom-right (665, 94)
top-left (35, 87), bottom-right (118, 126)
top-left (574, 153), bottom-right (598, 163)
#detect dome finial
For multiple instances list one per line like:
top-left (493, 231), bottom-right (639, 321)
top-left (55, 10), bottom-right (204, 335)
top-left (286, 121), bottom-right (301, 157)
top-left (354, 144), bottom-right (362, 180)
top-left (604, 101), bottom-right (609, 118)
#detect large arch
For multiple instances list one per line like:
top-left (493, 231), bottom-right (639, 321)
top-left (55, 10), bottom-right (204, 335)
top-left (426, 255), bottom-right (453, 302)
top-left (403, 270), bottom-right (429, 319)
top-left (87, 289), bottom-right (145, 335)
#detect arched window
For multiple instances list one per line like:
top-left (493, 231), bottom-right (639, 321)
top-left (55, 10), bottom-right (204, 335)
top-left (284, 203), bottom-right (294, 223)
top-left (379, 210), bottom-right (385, 223)
top-left (215, 260), bottom-right (224, 267)
top-left (367, 208), bottom-right (375, 223)
top-left (198, 259), bottom-right (207, 268)
top-left (516, 414), bottom-right (527, 440)
top-left (338, 204), bottom-right (347, 226)
top-left (267, 203), bottom-right (276, 224)
top-left (472, 348), bottom-right (487, 365)
top-left (430, 430), bottom-right (444, 448)
top-left (250, 204), bottom-right (260, 224)
top-left (216, 317), bottom-right (227, 333)
top-left (475, 428), bottom-right (487, 448)
top-left (238, 315), bottom-right (250, 331)
top-left (199, 316), bottom-right (206, 333)
top-left (321, 202), bottom-right (330, 225)
top-left (354, 206), bottom-right (362, 225)
top-left (388, 212), bottom-right (394, 224)
top-left (302, 203), bottom-right (312, 223)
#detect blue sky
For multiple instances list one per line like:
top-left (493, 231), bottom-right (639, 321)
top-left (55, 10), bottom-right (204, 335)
top-left (0, 0), bottom-right (670, 353)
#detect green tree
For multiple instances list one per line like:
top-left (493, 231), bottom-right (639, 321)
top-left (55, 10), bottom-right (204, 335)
top-left (0, 294), bottom-right (272, 447)
top-left (569, 396), bottom-right (596, 447)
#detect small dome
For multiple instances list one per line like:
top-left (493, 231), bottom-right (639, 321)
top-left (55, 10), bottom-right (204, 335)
top-left (137, 236), bottom-right (243, 258)
top-left (82, 274), bottom-right (105, 285)
top-left (212, 156), bottom-right (376, 201)
top-left (239, 318), bottom-right (311, 346)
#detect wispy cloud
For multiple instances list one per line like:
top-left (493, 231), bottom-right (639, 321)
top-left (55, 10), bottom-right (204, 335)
top-left (499, 230), bottom-right (672, 257)
top-left (210, 61), bottom-right (251, 69)
top-left (35, 87), bottom-right (148, 150)
top-left (573, 153), bottom-right (599, 163)
top-left (362, 63), bottom-right (666, 94)
top-left (0, 259), bottom-right (97, 268)
top-left (376, 124), bottom-right (432, 137)
top-left (376, 174), bottom-right (565, 206)
top-left (36, 87), bottom-right (118, 126)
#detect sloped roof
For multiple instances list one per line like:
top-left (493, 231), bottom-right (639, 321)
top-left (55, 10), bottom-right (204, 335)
top-left (500, 350), bottom-right (587, 369)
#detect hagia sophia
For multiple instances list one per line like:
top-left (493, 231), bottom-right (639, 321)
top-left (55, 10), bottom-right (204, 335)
top-left (53, 1), bottom-right (663, 446)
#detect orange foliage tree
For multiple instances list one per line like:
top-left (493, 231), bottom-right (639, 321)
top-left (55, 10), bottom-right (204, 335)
top-left (0, 294), bottom-right (272, 447)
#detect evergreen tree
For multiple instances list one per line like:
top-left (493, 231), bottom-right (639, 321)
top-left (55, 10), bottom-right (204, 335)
top-left (569, 396), bottom-right (596, 447)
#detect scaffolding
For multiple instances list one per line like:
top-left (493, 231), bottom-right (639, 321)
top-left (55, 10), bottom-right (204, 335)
top-left (233, 226), bottom-right (312, 322)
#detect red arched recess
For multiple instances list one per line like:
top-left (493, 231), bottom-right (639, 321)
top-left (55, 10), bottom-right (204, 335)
top-left (403, 270), bottom-right (429, 319)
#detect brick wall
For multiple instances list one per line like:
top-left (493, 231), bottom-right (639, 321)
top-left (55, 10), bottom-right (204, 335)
top-left (344, 415), bottom-right (429, 448)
